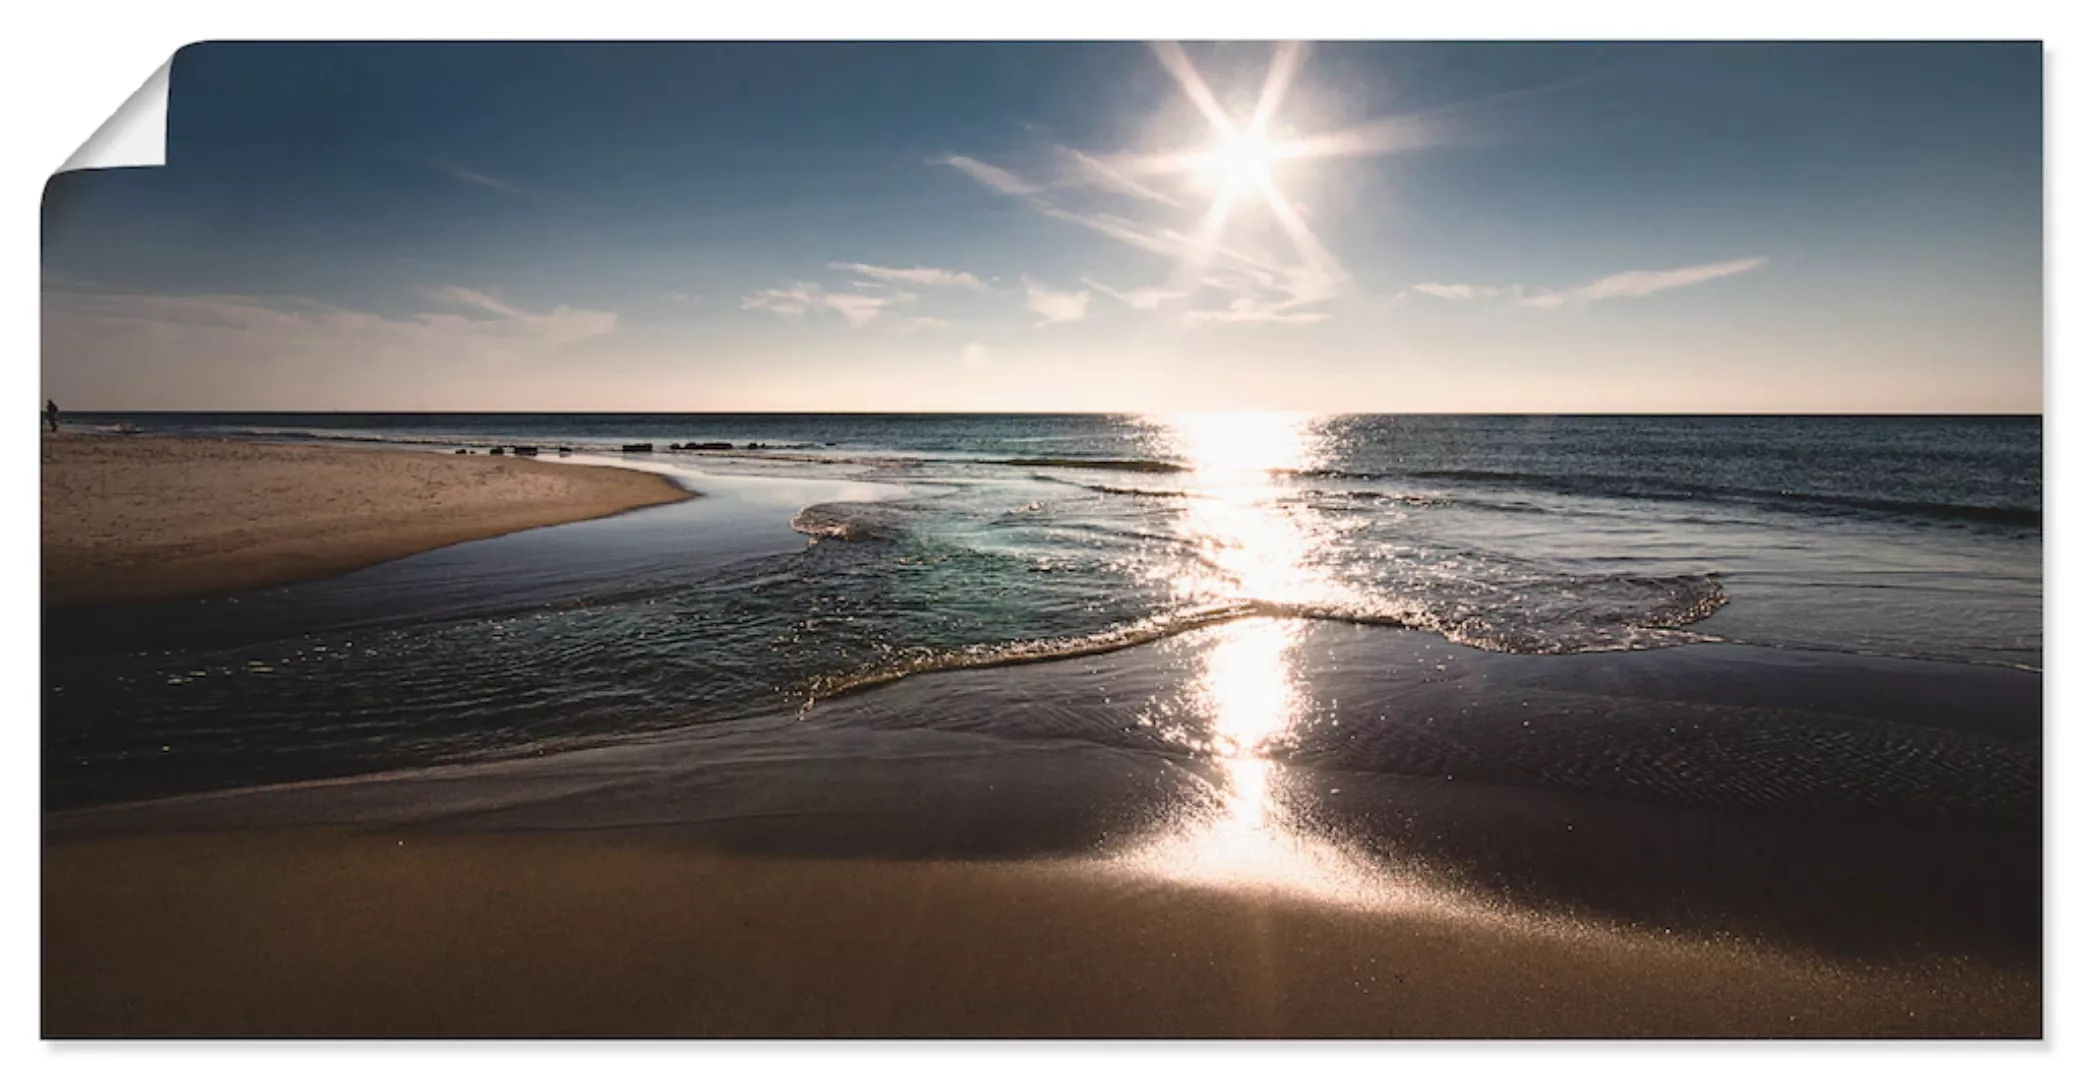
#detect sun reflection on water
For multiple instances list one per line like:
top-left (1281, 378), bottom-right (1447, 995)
top-left (1162, 410), bottom-right (1318, 482)
top-left (1153, 411), bottom-right (1359, 613)
top-left (1112, 412), bottom-right (1416, 907)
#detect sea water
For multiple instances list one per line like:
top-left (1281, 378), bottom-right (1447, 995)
top-left (44, 413), bottom-right (2041, 810)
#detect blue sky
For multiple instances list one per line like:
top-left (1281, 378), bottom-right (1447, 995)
top-left (41, 41), bottom-right (2041, 412)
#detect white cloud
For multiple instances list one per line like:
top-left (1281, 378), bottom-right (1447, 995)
top-left (742, 282), bottom-right (910, 328)
top-left (932, 154), bottom-right (1040, 195)
top-left (830, 262), bottom-right (989, 290)
top-left (962, 342), bottom-right (991, 369)
top-left (741, 283), bottom-right (819, 318)
top-left (1402, 258), bottom-right (1768, 310)
top-left (1021, 276), bottom-right (1091, 326)
top-left (902, 316), bottom-right (954, 333)
top-left (1082, 276), bottom-right (1187, 311)
top-left (823, 292), bottom-right (898, 328)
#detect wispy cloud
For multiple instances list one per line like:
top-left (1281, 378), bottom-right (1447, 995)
top-left (823, 292), bottom-right (901, 327)
top-left (1055, 147), bottom-right (1185, 209)
top-left (741, 284), bottom-right (819, 319)
top-left (942, 148), bottom-right (1343, 328)
top-left (422, 285), bottom-right (529, 319)
top-left (938, 146), bottom-right (1185, 209)
top-left (1021, 275), bottom-right (1090, 326)
top-left (1082, 276), bottom-right (1187, 311)
top-left (932, 154), bottom-right (1040, 196)
top-left (902, 315), bottom-right (954, 333)
top-left (930, 43), bottom-right (1575, 336)
top-left (1403, 257), bottom-right (1768, 310)
top-left (830, 262), bottom-right (989, 290)
top-left (933, 154), bottom-right (1282, 280)
top-left (1184, 297), bottom-right (1332, 327)
top-left (413, 286), bottom-right (617, 340)
top-left (1523, 257), bottom-right (1769, 308)
top-left (1033, 201), bottom-right (1271, 273)
top-left (431, 163), bottom-right (527, 198)
top-left (1182, 263), bottom-right (1342, 326)
top-left (1402, 282), bottom-right (1518, 302)
top-left (741, 282), bottom-right (913, 328)
top-left (962, 342), bottom-right (991, 369)
top-left (41, 287), bottom-right (617, 407)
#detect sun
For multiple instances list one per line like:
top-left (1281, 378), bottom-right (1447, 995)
top-left (1194, 128), bottom-right (1277, 191)
top-left (1098, 42), bottom-right (1430, 308)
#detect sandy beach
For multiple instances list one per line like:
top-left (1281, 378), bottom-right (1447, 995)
top-left (40, 434), bottom-right (691, 605)
top-left (41, 829), bottom-right (2036, 1038)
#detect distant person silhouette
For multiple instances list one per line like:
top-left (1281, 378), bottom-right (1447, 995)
top-left (44, 399), bottom-right (59, 433)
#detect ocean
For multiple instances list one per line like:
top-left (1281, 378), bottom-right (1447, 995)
top-left (45, 413), bottom-right (2041, 817)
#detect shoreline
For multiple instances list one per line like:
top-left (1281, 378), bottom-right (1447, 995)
top-left (41, 828), bottom-right (2038, 1038)
top-left (40, 433), bottom-right (693, 605)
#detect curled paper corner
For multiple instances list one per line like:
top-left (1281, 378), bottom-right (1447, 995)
top-left (57, 58), bottom-right (171, 174)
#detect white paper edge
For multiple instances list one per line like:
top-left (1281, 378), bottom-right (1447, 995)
top-left (56, 58), bottom-right (171, 173)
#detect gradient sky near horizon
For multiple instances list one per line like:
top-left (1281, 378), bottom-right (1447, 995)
top-left (41, 41), bottom-right (2042, 413)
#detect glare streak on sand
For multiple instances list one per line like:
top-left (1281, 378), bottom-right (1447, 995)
top-left (1108, 618), bottom-right (1453, 916)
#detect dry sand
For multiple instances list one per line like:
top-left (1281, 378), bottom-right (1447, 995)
top-left (42, 830), bottom-right (2037, 1038)
top-left (41, 434), bottom-right (691, 605)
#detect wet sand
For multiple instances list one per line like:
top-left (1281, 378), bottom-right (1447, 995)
top-left (43, 622), bottom-right (2044, 1037)
top-left (40, 434), bottom-right (691, 605)
top-left (41, 829), bottom-right (2037, 1038)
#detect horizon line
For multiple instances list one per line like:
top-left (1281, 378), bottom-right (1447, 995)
top-left (55, 408), bottom-right (2047, 419)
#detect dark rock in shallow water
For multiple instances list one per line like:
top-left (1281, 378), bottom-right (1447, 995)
top-left (690, 441), bottom-right (732, 451)
top-left (622, 443), bottom-right (655, 453)
top-left (453, 449), bottom-right (469, 455)
top-left (512, 446), bottom-right (539, 457)
top-left (488, 447), bottom-right (505, 456)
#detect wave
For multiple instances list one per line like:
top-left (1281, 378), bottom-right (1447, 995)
top-left (804, 604), bottom-right (1263, 701)
top-left (993, 457), bottom-right (1188, 474)
top-left (1278, 467), bottom-right (2039, 527)
top-left (1291, 489), bottom-right (1445, 509)
top-left (804, 573), bottom-right (1728, 704)
top-left (789, 502), bottom-right (908, 543)
top-left (1763, 490), bottom-right (2040, 527)
top-left (1072, 481), bottom-right (1200, 499)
